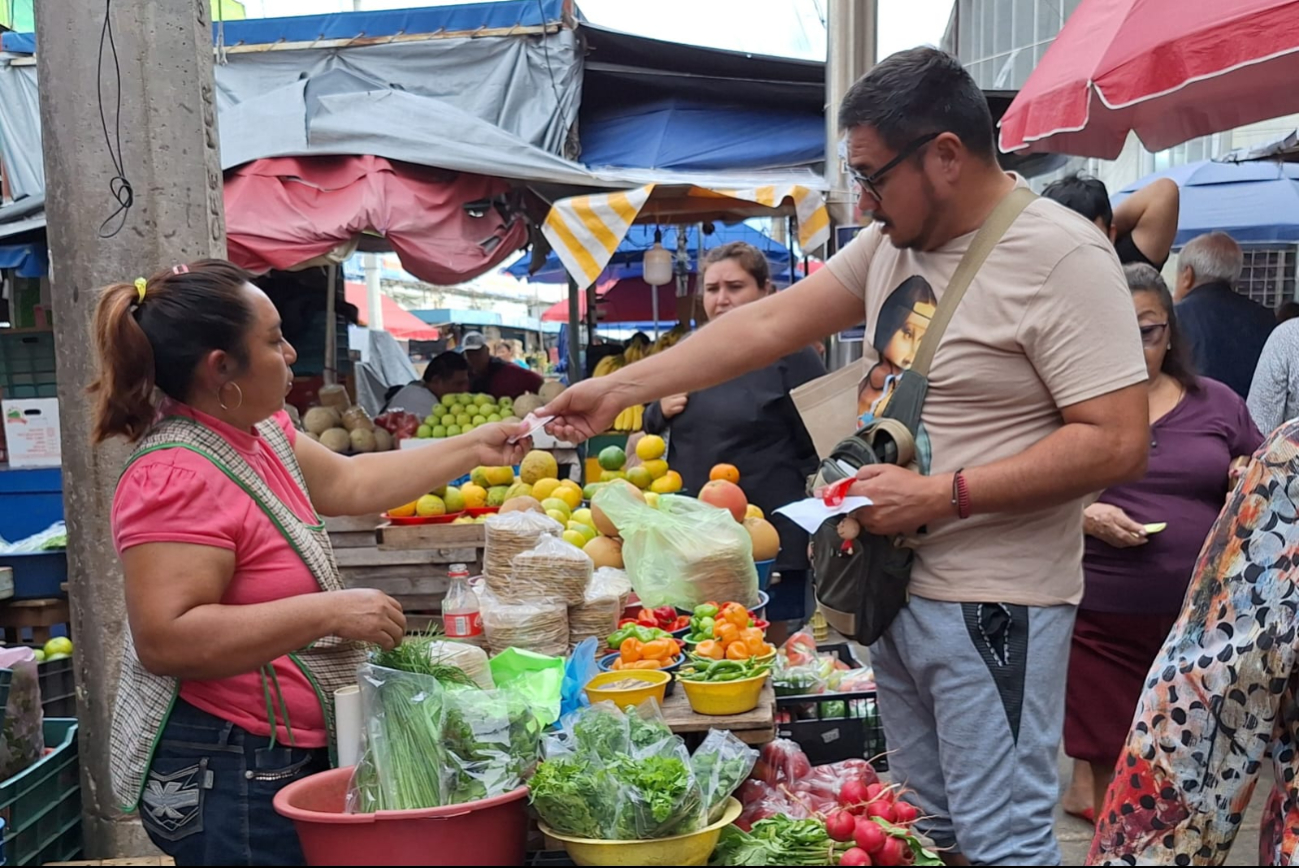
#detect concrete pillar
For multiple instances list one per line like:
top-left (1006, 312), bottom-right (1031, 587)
top-left (35, 0), bottom-right (225, 856)
top-left (825, 0), bottom-right (877, 232)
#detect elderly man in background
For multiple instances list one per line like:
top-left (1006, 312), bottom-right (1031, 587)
top-left (1174, 231), bottom-right (1275, 397)
top-left (1248, 317), bottom-right (1299, 435)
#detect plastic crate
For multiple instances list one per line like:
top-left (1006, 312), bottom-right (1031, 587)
top-left (36, 657), bottom-right (73, 720)
top-left (0, 553), bottom-right (67, 601)
top-left (0, 719), bottom-right (82, 866)
top-left (775, 643), bottom-right (888, 772)
top-left (0, 333), bottom-right (58, 401)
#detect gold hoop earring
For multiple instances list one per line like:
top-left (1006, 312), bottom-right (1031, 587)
top-left (218, 382), bottom-right (245, 412)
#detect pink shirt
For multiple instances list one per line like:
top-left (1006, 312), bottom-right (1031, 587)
top-left (112, 404), bottom-right (328, 748)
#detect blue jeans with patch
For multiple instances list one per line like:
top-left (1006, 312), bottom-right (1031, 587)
top-left (139, 699), bottom-right (330, 866)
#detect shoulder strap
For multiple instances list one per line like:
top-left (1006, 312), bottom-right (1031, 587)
top-left (910, 186), bottom-right (1037, 377)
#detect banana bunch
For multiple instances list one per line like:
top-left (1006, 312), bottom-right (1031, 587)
top-left (623, 333), bottom-right (652, 364)
top-left (593, 353), bottom-right (625, 377)
top-left (650, 323), bottom-right (689, 355)
top-left (612, 404), bottom-right (644, 432)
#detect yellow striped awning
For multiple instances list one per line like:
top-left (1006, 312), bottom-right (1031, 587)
top-left (541, 183), bottom-right (831, 290)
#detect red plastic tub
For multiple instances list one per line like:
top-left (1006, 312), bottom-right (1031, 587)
top-left (273, 767), bottom-right (529, 866)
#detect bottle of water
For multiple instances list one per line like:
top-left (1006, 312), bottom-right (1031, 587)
top-left (443, 564), bottom-right (484, 646)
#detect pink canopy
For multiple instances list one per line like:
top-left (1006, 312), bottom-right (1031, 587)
top-left (225, 155), bottom-right (527, 285)
top-left (343, 282), bottom-right (439, 342)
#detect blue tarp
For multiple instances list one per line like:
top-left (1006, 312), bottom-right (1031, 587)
top-left (580, 98), bottom-right (824, 173)
top-left (1117, 160), bottom-right (1299, 246)
top-left (0, 0), bottom-right (564, 53)
top-left (509, 223), bottom-right (796, 285)
top-left (0, 242), bottom-right (46, 278)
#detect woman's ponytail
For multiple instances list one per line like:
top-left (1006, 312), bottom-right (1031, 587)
top-left (89, 281), bottom-right (159, 444)
top-left (87, 259), bottom-right (256, 444)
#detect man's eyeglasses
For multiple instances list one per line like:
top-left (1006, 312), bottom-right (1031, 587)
top-left (1139, 322), bottom-right (1169, 346)
top-left (848, 132), bottom-right (941, 204)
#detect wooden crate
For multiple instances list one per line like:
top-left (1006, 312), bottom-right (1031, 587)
top-left (376, 521), bottom-right (486, 550)
top-left (326, 517), bottom-right (480, 618)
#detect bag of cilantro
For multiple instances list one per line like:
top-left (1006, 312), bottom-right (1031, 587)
top-left (530, 700), bottom-right (707, 840)
top-left (690, 729), bottom-right (758, 822)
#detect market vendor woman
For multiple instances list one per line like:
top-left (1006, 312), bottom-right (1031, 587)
top-left (644, 243), bottom-right (824, 638)
top-left (91, 260), bottom-right (529, 866)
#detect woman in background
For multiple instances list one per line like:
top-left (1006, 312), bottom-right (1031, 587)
top-left (1062, 263), bottom-right (1261, 822)
top-left (644, 242), bottom-right (824, 640)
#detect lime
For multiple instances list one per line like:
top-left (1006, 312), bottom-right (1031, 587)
top-left (598, 446), bottom-right (627, 471)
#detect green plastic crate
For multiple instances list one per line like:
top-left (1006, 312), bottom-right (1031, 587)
top-left (0, 719), bottom-right (82, 865)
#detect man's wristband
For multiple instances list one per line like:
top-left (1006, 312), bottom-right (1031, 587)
top-left (951, 468), bottom-right (971, 520)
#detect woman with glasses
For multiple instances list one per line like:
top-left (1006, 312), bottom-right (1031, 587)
top-left (1063, 262), bottom-right (1262, 823)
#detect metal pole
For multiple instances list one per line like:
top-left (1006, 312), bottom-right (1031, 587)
top-left (324, 264), bottom-right (338, 386)
top-left (567, 276), bottom-right (582, 383)
top-left (651, 282), bottom-right (660, 339)
top-left (363, 251), bottom-right (384, 330)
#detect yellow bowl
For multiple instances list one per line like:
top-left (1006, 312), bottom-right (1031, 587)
top-left (584, 670), bottom-right (669, 707)
top-left (679, 672), bottom-right (768, 716)
top-left (540, 798), bottom-right (742, 866)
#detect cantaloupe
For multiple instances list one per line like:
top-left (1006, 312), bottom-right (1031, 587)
top-left (304, 406), bottom-right (341, 435)
top-left (584, 535), bottom-right (624, 569)
top-left (500, 496), bottom-right (544, 515)
top-left (591, 480), bottom-right (644, 537)
top-left (319, 428), bottom-right (351, 453)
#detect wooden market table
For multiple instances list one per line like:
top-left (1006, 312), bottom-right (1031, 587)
top-left (660, 681), bottom-right (777, 746)
top-left (326, 516), bottom-right (482, 625)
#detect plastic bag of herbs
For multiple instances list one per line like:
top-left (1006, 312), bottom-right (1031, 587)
top-left (528, 699), bottom-right (709, 840)
top-left (345, 639), bottom-right (542, 813)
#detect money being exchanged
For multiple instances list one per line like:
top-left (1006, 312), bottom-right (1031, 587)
top-left (509, 412), bottom-right (555, 444)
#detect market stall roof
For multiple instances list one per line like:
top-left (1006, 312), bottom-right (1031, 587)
top-left (225, 155), bottom-right (527, 284)
top-left (343, 282), bottom-right (439, 342)
top-left (1114, 160), bottom-right (1299, 245)
top-left (542, 184), bottom-right (829, 290)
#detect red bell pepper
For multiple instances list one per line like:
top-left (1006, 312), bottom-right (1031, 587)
top-left (636, 608), bottom-right (659, 627)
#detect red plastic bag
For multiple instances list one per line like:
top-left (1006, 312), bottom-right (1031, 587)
top-left (753, 739), bottom-right (812, 787)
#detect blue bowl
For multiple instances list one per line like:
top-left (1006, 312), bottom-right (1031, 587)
top-left (676, 589), bottom-right (770, 621)
top-left (754, 559), bottom-right (775, 592)
top-left (598, 651), bottom-right (683, 696)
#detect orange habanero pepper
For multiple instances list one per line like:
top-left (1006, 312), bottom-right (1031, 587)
top-left (620, 638), bottom-right (643, 663)
top-left (726, 641), bottom-right (752, 661)
top-left (696, 640), bottom-right (724, 660)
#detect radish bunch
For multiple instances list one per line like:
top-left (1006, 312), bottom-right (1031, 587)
top-left (733, 740), bottom-right (935, 866)
top-left (823, 782), bottom-right (924, 866)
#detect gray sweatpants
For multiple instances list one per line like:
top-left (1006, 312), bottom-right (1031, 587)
top-left (871, 595), bottom-right (1076, 866)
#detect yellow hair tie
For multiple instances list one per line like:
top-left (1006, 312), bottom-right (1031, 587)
top-left (134, 278), bottom-right (147, 303)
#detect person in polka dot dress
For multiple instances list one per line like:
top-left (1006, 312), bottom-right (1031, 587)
top-left (1090, 419), bottom-right (1299, 866)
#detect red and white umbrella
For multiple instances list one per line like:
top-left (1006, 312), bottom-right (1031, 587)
top-left (999, 0), bottom-right (1299, 159)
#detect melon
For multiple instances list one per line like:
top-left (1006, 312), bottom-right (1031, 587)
top-left (584, 535), bottom-right (625, 570)
top-left (500, 496), bottom-right (544, 515)
top-left (538, 380), bottom-right (566, 403)
top-left (591, 480), bottom-right (644, 537)
top-left (513, 393), bottom-right (544, 418)
top-left (372, 428), bottom-right (393, 452)
top-left (303, 406), bottom-right (341, 436)
top-left (349, 428), bottom-right (378, 453)
top-left (319, 428), bottom-right (352, 453)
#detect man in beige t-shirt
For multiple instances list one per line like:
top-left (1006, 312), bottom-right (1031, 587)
top-left (542, 47), bottom-right (1149, 865)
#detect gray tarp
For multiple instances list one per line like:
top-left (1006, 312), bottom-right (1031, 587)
top-left (0, 60), bottom-right (42, 201)
top-left (0, 27), bottom-right (588, 197)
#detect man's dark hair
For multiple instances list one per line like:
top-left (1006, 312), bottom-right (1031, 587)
top-left (838, 47), bottom-right (995, 160)
top-left (1041, 173), bottom-right (1114, 229)
top-left (422, 350), bottom-right (469, 384)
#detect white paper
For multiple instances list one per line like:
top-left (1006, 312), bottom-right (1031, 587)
top-left (775, 495), bottom-right (874, 534)
top-left (508, 412), bottom-right (555, 444)
top-left (334, 684), bottom-right (363, 768)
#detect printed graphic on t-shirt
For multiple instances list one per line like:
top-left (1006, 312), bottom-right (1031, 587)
top-left (857, 275), bottom-right (935, 475)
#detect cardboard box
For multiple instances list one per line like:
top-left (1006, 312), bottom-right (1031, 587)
top-left (2, 399), bottom-right (60, 467)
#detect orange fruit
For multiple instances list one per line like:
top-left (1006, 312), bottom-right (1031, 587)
top-left (710, 464), bottom-right (741, 484)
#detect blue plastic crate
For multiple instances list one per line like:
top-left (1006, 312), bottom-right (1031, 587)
top-left (0, 719), bottom-right (82, 866)
top-left (0, 553), bottom-right (66, 601)
top-left (0, 468), bottom-right (63, 544)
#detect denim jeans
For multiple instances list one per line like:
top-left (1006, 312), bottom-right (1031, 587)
top-left (139, 699), bottom-right (330, 866)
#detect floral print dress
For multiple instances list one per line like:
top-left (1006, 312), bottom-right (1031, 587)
top-left (1090, 419), bottom-right (1299, 866)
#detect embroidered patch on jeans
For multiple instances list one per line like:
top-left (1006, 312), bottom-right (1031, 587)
top-left (142, 759), bottom-right (212, 838)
